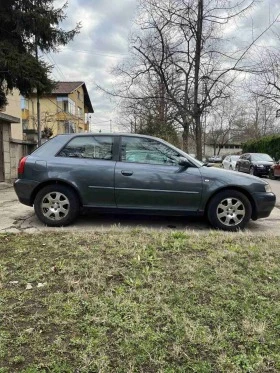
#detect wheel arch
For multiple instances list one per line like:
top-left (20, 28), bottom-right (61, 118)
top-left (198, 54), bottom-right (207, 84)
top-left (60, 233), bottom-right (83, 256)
top-left (30, 180), bottom-right (83, 206)
top-left (204, 186), bottom-right (256, 219)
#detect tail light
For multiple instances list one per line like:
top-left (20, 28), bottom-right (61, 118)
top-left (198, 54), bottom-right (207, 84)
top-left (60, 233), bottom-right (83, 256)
top-left (18, 156), bottom-right (28, 176)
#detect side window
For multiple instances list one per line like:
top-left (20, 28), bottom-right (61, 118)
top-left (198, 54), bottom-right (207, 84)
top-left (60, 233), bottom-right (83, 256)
top-left (121, 137), bottom-right (181, 166)
top-left (57, 136), bottom-right (113, 160)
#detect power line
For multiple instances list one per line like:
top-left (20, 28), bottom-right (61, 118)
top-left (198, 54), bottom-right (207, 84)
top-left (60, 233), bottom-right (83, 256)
top-left (48, 53), bottom-right (66, 80)
top-left (92, 120), bottom-right (111, 125)
top-left (61, 47), bottom-right (128, 58)
top-left (43, 52), bottom-right (66, 80)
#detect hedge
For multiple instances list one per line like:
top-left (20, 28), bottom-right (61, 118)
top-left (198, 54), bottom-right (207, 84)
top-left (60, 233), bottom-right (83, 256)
top-left (242, 135), bottom-right (280, 161)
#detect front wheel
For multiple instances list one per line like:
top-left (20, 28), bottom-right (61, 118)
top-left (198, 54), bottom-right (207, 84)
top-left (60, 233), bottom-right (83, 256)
top-left (249, 166), bottom-right (256, 176)
top-left (34, 185), bottom-right (80, 227)
top-left (207, 190), bottom-right (252, 231)
top-left (269, 169), bottom-right (276, 180)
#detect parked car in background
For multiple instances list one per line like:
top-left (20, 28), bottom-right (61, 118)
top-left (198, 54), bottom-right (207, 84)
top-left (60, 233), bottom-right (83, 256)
top-left (222, 155), bottom-right (240, 170)
top-left (208, 155), bottom-right (223, 163)
top-left (269, 162), bottom-right (280, 180)
top-left (236, 153), bottom-right (274, 176)
top-left (14, 133), bottom-right (275, 231)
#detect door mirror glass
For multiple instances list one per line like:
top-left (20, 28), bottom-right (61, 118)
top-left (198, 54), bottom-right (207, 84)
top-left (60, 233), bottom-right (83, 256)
top-left (178, 157), bottom-right (190, 167)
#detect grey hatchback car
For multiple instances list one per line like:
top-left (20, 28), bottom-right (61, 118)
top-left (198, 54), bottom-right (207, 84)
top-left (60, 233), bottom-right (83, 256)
top-left (14, 133), bottom-right (276, 231)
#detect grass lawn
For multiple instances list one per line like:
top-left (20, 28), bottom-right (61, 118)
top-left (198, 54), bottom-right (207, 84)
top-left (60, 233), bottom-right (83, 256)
top-left (0, 230), bottom-right (279, 373)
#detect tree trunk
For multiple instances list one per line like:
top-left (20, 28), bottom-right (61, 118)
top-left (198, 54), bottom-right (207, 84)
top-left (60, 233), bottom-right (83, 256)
top-left (182, 127), bottom-right (189, 152)
top-left (195, 115), bottom-right (203, 160)
top-left (193, 0), bottom-right (203, 161)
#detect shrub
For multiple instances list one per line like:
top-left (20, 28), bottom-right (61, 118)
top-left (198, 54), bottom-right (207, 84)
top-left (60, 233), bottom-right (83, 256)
top-left (243, 135), bottom-right (280, 160)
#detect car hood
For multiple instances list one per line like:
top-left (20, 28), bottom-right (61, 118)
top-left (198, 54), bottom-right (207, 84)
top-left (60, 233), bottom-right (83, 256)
top-left (199, 165), bottom-right (268, 189)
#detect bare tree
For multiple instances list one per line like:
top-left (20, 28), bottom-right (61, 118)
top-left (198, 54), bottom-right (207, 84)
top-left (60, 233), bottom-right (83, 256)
top-left (106, 0), bottom-right (272, 159)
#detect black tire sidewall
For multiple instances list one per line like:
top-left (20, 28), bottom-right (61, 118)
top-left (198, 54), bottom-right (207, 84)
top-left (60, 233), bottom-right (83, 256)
top-left (249, 166), bottom-right (255, 175)
top-left (34, 185), bottom-right (80, 227)
top-left (207, 190), bottom-right (252, 231)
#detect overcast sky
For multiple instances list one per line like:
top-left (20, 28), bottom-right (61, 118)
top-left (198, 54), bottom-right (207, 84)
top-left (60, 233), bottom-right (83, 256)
top-left (49, 0), bottom-right (280, 132)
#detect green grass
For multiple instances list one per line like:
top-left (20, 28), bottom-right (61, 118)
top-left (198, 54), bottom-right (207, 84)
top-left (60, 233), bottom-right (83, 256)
top-left (0, 230), bottom-right (279, 372)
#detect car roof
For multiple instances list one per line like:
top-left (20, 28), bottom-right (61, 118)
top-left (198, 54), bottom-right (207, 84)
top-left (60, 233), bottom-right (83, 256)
top-left (56, 132), bottom-right (161, 140)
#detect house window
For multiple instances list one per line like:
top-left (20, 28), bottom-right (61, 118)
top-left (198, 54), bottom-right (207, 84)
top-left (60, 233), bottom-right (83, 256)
top-left (77, 107), bottom-right (82, 117)
top-left (63, 101), bottom-right (68, 113)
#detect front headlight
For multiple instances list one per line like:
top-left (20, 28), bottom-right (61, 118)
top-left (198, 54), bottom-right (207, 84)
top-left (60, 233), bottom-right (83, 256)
top-left (265, 184), bottom-right (272, 193)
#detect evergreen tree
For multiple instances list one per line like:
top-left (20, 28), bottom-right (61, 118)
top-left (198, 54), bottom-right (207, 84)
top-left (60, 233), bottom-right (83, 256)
top-left (0, 0), bottom-right (80, 108)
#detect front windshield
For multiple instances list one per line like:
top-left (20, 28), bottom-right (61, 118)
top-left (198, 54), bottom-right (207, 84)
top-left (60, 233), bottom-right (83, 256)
top-left (251, 154), bottom-right (273, 162)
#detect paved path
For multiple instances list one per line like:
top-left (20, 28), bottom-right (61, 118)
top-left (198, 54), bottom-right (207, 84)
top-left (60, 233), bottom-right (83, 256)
top-left (0, 181), bottom-right (279, 234)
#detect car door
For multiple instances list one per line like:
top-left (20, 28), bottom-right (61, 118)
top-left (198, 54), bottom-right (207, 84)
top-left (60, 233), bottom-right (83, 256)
top-left (243, 154), bottom-right (252, 173)
top-left (239, 154), bottom-right (248, 172)
top-left (223, 156), bottom-right (230, 169)
top-left (54, 135), bottom-right (117, 207)
top-left (114, 136), bottom-right (203, 212)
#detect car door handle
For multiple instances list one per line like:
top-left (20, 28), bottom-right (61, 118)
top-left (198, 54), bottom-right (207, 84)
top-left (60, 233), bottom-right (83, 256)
top-left (121, 170), bottom-right (133, 176)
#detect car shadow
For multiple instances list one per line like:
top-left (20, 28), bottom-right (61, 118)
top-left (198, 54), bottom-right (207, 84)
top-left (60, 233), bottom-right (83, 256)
top-left (77, 211), bottom-right (211, 230)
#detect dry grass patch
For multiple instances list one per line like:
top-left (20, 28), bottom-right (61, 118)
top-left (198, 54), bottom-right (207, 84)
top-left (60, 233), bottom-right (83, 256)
top-left (0, 230), bottom-right (279, 372)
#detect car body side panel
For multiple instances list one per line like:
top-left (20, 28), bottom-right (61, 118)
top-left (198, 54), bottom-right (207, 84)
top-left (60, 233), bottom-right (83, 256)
top-left (46, 157), bottom-right (116, 206)
top-left (20, 155), bottom-right (116, 207)
top-left (115, 162), bottom-right (203, 211)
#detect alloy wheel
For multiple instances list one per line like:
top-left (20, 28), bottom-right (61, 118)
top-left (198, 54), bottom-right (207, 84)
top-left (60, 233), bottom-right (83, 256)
top-left (216, 197), bottom-right (246, 227)
top-left (41, 192), bottom-right (70, 221)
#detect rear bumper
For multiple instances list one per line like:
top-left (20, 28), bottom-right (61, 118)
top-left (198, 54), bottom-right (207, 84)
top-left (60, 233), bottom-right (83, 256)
top-left (14, 179), bottom-right (40, 206)
top-left (251, 192), bottom-right (276, 220)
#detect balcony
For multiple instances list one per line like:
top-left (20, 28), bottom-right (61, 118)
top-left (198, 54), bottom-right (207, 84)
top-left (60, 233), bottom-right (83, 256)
top-left (22, 109), bottom-right (29, 120)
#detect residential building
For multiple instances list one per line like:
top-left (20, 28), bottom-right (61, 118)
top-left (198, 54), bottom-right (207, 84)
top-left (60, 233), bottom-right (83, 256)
top-left (1, 90), bottom-right (23, 140)
top-left (0, 91), bottom-right (35, 182)
top-left (22, 81), bottom-right (94, 140)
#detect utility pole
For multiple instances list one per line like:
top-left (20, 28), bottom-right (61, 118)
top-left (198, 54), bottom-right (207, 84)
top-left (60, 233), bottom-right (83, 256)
top-left (193, 0), bottom-right (203, 160)
top-left (35, 36), bottom-right (41, 146)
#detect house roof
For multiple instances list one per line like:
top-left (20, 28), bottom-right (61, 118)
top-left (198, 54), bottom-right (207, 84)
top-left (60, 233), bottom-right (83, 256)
top-left (52, 81), bottom-right (84, 95)
top-left (52, 81), bottom-right (94, 113)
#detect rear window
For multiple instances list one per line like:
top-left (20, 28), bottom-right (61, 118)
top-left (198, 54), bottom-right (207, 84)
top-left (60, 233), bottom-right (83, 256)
top-left (57, 136), bottom-right (113, 160)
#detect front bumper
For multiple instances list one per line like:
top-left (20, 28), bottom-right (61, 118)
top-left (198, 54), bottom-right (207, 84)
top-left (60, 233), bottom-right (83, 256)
top-left (14, 179), bottom-right (40, 206)
top-left (251, 192), bottom-right (276, 220)
top-left (254, 166), bottom-right (271, 175)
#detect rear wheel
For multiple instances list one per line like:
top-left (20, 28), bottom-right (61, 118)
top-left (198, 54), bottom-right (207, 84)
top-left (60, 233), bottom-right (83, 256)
top-left (34, 185), bottom-right (80, 226)
top-left (207, 190), bottom-right (252, 231)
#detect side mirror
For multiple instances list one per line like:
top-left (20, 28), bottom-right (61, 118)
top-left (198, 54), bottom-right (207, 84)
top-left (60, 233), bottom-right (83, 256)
top-left (178, 157), bottom-right (191, 167)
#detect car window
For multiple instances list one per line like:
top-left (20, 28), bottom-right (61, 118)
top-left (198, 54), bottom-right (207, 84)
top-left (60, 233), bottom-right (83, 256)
top-left (121, 137), bottom-right (181, 166)
top-left (57, 136), bottom-right (113, 160)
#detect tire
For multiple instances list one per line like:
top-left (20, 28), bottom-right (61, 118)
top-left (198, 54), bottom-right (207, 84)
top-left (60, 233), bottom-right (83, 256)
top-left (207, 190), bottom-right (252, 231)
top-left (249, 166), bottom-right (256, 176)
top-left (269, 169), bottom-right (276, 180)
top-left (34, 185), bottom-right (80, 227)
